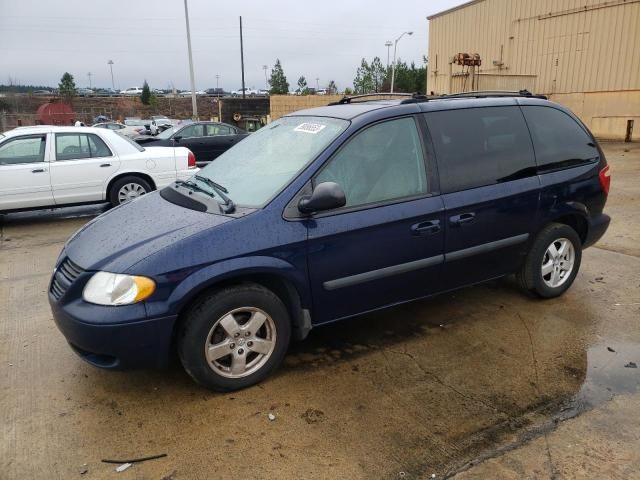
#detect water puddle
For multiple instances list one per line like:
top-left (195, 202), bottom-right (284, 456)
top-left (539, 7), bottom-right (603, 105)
top-left (575, 339), bottom-right (640, 408)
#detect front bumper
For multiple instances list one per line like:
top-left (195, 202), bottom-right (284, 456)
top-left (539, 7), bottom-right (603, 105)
top-left (584, 213), bottom-right (611, 248)
top-left (49, 293), bottom-right (177, 370)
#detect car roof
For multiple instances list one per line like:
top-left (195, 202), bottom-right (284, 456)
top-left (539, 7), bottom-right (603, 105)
top-left (3, 125), bottom-right (115, 137)
top-left (284, 94), bottom-right (558, 121)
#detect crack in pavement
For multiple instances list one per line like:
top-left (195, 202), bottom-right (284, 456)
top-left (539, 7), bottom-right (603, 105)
top-left (517, 312), bottom-right (559, 480)
top-left (385, 344), bottom-right (507, 417)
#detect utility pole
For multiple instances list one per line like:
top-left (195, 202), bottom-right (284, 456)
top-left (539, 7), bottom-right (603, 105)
top-left (385, 41), bottom-right (392, 69)
top-left (216, 74), bottom-right (220, 90)
top-left (183, 0), bottom-right (198, 119)
top-left (316, 77), bottom-right (319, 90)
top-left (87, 72), bottom-right (92, 89)
top-left (239, 16), bottom-right (246, 99)
top-left (390, 31), bottom-right (413, 93)
top-left (263, 65), bottom-right (268, 91)
top-left (108, 60), bottom-right (115, 91)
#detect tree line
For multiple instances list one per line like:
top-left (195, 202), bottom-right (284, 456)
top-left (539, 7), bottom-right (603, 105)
top-left (268, 56), bottom-right (427, 96)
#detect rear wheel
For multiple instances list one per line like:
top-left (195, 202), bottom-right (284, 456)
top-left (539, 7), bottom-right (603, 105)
top-left (108, 176), bottom-right (152, 207)
top-left (517, 223), bottom-right (582, 298)
top-left (178, 284), bottom-right (291, 391)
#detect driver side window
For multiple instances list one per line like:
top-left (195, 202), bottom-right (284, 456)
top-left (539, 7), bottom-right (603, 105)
top-left (315, 117), bottom-right (428, 208)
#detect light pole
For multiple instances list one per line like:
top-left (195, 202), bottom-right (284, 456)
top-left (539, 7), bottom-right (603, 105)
top-left (316, 77), bottom-right (320, 90)
top-left (183, 0), bottom-right (198, 119)
top-left (390, 31), bottom-right (413, 94)
top-left (263, 65), bottom-right (268, 91)
top-left (107, 60), bottom-right (115, 91)
top-left (87, 72), bottom-right (92, 89)
top-left (385, 41), bottom-right (392, 69)
top-left (216, 74), bottom-right (220, 90)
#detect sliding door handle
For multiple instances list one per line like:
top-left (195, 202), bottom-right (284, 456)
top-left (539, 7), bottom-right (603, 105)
top-left (100, 163), bottom-right (112, 167)
top-left (32, 168), bottom-right (47, 173)
top-left (450, 212), bottom-right (476, 225)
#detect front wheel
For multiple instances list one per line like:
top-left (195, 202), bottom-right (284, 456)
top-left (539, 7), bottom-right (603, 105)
top-left (517, 223), bottom-right (582, 298)
top-left (178, 284), bottom-right (291, 391)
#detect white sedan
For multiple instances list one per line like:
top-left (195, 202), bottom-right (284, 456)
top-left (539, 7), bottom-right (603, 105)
top-left (0, 126), bottom-right (197, 213)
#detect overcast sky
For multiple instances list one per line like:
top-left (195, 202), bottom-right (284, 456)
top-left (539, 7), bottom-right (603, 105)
top-left (0, 0), bottom-right (461, 92)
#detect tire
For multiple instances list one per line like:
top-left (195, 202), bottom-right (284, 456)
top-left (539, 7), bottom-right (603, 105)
top-left (108, 176), bottom-right (152, 207)
top-left (178, 284), bottom-right (291, 391)
top-left (517, 223), bottom-right (582, 298)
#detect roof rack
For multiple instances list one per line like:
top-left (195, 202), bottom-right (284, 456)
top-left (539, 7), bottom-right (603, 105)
top-left (399, 89), bottom-right (547, 104)
top-left (328, 92), bottom-right (415, 105)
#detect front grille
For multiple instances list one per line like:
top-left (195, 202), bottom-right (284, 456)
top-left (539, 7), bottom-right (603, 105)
top-left (50, 257), bottom-right (84, 300)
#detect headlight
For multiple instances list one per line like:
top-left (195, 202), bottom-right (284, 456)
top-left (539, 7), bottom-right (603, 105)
top-left (83, 272), bottom-right (156, 306)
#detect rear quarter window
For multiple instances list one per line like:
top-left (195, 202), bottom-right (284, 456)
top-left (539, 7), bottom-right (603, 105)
top-left (425, 106), bottom-right (536, 193)
top-left (521, 106), bottom-right (599, 171)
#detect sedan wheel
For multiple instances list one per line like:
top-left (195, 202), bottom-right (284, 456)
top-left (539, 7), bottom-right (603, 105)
top-left (117, 182), bottom-right (147, 204)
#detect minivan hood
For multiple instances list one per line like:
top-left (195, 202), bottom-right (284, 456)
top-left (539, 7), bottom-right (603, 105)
top-left (64, 192), bottom-right (232, 272)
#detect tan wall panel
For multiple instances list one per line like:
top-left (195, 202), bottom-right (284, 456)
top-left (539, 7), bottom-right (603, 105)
top-left (427, 0), bottom-right (640, 95)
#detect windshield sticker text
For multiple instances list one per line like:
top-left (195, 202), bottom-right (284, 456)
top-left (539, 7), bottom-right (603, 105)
top-left (294, 123), bottom-right (326, 134)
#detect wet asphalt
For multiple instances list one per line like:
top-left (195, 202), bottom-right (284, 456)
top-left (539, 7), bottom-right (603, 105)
top-left (1, 142), bottom-right (638, 479)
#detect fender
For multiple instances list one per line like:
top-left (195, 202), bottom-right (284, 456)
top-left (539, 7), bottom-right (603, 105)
top-left (145, 255), bottom-right (311, 319)
top-left (540, 200), bottom-right (590, 241)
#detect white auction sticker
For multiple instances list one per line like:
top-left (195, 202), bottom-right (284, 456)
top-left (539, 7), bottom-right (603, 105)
top-left (293, 123), bottom-right (326, 134)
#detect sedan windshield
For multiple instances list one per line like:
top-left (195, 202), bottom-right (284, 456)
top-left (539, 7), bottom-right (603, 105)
top-left (157, 126), bottom-right (178, 139)
top-left (194, 116), bottom-right (348, 207)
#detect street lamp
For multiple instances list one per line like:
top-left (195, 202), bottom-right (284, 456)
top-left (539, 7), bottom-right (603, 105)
top-left (216, 74), bottom-right (220, 90)
top-left (385, 41), bottom-right (392, 69)
top-left (107, 60), bottom-right (115, 91)
top-left (390, 31), bottom-right (413, 94)
top-left (263, 65), bottom-right (268, 91)
top-left (183, 0), bottom-right (198, 119)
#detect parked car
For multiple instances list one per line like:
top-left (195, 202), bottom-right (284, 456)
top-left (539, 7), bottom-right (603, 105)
top-left (179, 90), bottom-right (206, 97)
top-left (93, 121), bottom-right (145, 139)
top-left (0, 126), bottom-right (197, 212)
top-left (33, 89), bottom-right (53, 96)
top-left (205, 88), bottom-right (227, 97)
top-left (231, 87), bottom-right (257, 97)
top-left (94, 88), bottom-right (117, 97)
top-left (77, 88), bottom-right (95, 97)
top-left (47, 92), bottom-right (610, 391)
top-left (150, 116), bottom-right (173, 135)
top-left (124, 118), bottom-right (151, 135)
top-left (120, 87), bottom-right (143, 96)
top-left (135, 121), bottom-right (248, 167)
top-left (316, 89), bottom-right (328, 95)
top-left (257, 89), bottom-right (270, 96)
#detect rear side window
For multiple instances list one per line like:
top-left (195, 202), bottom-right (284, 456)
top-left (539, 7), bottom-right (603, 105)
top-left (425, 106), bottom-right (536, 193)
top-left (522, 106), bottom-right (598, 171)
top-left (56, 133), bottom-right (112, 160)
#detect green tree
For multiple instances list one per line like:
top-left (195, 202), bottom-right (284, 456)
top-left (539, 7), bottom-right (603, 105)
top-left (327, 80), bottom-right (337, 95)
top-left (389, 58), bottom-right (427, 93)
top-left (297, 76), bottom-right (308, 95)
top-left (370, 57), bottom-right (386, 93)
top-left (141, 80), bottom-right (151, 105)
top-left (58, 72), bottom-right (76, 100)
top-left (268, 59), bottom-right (289, 94)
top-left (343, 87), bottom-right (353, 96)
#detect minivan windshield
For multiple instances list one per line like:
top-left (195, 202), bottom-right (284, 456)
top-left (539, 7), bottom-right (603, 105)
top-left (193, 116), bottom-right (348, 207)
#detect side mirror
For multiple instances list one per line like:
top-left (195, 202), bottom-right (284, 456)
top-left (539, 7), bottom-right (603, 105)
top-left (298, 182), bottom-right (346, 214)
top-left (173, 136), bottom-right (182, 142)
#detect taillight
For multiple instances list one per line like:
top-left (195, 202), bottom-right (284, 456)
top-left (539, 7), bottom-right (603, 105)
top-left (187, 150), bottom-right (196, 169)
top-left (599, 165), bottom-right (611, 194)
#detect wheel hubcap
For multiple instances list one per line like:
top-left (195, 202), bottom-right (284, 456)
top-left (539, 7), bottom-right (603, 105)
top-left (117, 183), bottom-right (146, 203)
top-left (204, 307), bottom-right (276, 378)
top-left (541, 237), bottom-right (575, 288)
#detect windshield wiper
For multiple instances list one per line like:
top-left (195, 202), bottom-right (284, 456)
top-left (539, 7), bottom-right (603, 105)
top-left (194, 174), bottom-right (236, 213)
top-left (175, 180), bottom-right (215, 198)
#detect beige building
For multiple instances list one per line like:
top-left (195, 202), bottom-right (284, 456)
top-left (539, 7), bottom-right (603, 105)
top-left (427, 0), bottom-right (640, 140)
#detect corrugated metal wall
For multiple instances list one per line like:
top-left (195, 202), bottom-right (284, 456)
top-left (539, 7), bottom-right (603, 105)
top-left (427, 0), bottom-right (640, 95)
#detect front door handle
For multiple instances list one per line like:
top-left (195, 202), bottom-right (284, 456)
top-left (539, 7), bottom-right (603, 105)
top-left (411, 220), bottom-right (441, 235)
top-left (100, 163), bottom-right (111, 167)
top-left (450, 212), bottom-right (476, 225)
top-left (32, 168), bottom-right (47, 173)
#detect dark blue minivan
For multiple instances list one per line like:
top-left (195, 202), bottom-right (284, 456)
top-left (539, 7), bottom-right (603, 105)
top-left (49, 92), bottom-right (611, 391)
